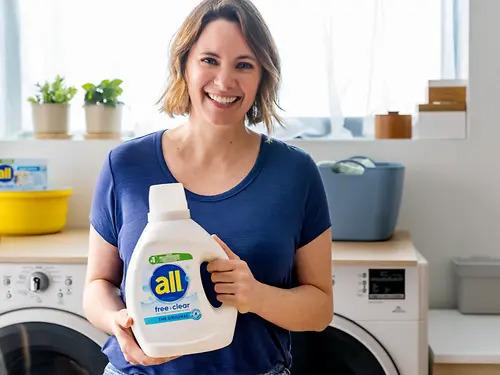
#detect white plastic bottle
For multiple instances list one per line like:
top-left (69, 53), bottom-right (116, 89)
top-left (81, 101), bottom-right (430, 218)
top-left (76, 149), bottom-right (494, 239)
top-left (125, 183), bottom-right (237, 358)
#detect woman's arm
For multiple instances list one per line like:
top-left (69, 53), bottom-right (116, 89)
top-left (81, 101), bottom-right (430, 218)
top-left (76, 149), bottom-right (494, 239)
top-left (209, 228), bottom-right (333, 332)
top-left (83, 225), bottom-right (124, 334)
top-left (253, 228), bottom-right (333, 331)
top-left (83, 226), bottom-right (176, 365)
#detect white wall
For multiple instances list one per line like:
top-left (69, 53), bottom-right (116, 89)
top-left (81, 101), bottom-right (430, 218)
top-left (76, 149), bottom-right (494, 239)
top-left (1, 0), bottom-right (498, 309)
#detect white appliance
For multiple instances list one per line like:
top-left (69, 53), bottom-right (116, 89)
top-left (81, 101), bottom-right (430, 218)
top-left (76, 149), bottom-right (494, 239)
top-left (291, 251), bottom-right (428, 375)
top-left (0, 262), bottom-right (108, 374)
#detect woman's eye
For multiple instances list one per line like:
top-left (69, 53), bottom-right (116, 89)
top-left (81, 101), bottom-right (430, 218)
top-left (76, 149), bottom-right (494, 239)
top-left (201, 57), bottom-right (217, 65)
top-left (236, 62), bottom-right (253, 70)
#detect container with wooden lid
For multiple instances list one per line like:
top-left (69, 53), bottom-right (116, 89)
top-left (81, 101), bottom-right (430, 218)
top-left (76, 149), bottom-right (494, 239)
top-left (375, 111), bottom-right (412, 139)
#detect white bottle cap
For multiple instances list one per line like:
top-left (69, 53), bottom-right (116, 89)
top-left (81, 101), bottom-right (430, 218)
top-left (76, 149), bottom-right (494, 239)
top-left (148, 183), bottom-right (190, 221)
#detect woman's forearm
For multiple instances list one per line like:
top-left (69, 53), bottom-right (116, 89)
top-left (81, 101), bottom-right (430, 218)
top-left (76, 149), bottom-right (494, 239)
top-left (251, 282), bottom-right (333, 332)
top-left (83, 279), bottom-right (125, 334)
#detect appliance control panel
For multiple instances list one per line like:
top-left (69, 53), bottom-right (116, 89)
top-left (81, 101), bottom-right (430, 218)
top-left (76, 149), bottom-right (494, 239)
top-left (332, 264), bottom-right (422, 321)
top-left (0, 263), bottom-right (87, 315)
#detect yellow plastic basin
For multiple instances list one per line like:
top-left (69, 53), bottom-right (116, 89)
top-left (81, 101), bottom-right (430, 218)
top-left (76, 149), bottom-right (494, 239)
top-left (0, 189), bottom-right (72, 235)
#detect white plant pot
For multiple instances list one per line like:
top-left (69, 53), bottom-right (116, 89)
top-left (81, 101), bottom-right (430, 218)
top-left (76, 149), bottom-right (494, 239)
top-left (31, 103), bottom-right (70, 135)
top-left (84, 104), bottom-right (123, 134)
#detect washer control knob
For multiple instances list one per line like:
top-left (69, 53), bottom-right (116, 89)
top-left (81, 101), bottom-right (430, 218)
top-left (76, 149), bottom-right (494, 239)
top-left (29, 272), bottom-right (49, 292)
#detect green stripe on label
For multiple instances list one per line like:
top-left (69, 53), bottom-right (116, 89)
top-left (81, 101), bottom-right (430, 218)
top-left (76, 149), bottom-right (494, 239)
top-left (149, 253), bottom-right (193, 264)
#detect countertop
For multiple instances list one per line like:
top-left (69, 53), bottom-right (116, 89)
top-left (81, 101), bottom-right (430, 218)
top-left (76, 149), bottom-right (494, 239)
top-left (429, 309), bottom-right (500, 364)
top-left (0, 229), bottom-right (417, 266)
top-left (0, 229), bottom-right (89, 263)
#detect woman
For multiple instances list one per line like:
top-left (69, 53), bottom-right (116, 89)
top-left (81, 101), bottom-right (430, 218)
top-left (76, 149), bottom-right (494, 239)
top-left (83, 1), bottom-right (333, 374)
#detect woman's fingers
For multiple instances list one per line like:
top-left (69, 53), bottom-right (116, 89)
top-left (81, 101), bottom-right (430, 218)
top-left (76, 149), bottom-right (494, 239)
top-left (113, 309), bottom-right (180, 366)
top-left (210, 270), bottom-right (234, 283)
top-left (214, 282), bottom-right (236, 294)
top-left (116, 309), bottom-right (133, 328)
top-left (207, 259), bottom-right (237, 273)
top-left (211, 234), bottom-right (240, 260)
top-left (116, 326), bottom-right (180, 365)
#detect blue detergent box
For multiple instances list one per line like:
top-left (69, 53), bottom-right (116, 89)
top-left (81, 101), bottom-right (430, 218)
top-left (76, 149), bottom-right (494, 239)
top-left (0, 159), bottom-right (48, 190)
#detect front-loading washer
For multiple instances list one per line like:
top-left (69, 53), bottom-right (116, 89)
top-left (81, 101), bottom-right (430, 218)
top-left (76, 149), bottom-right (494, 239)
top-left (291, 251), bottom-right (428, 375)
top-left (0, 262), bottom-right (108, 374)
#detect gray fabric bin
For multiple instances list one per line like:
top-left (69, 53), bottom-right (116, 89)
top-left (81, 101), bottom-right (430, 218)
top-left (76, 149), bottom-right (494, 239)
top-left (453, 256), bottom-right (500, 314)
top-left (318, 159), bottom-right (404, 241)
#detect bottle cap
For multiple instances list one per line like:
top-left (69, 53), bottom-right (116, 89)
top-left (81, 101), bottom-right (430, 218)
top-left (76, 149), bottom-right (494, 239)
top-left (148, 183), bottom-right (188, 215)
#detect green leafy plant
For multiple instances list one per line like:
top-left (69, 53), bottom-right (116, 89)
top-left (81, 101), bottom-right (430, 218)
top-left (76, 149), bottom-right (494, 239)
top-left (27, 75), bottom-right (77, 104)
top-left (82, 79), bottom-right (124, 107)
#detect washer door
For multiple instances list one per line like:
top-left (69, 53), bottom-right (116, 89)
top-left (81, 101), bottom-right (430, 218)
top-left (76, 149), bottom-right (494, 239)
top-left (291, 314), bottom-right (399, 375)
top-left (0, 308), bottom-right (108, 375)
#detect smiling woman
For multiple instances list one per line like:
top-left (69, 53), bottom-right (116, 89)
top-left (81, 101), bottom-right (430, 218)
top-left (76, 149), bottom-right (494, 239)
top-left (83, 1), bottom-right (333, 375)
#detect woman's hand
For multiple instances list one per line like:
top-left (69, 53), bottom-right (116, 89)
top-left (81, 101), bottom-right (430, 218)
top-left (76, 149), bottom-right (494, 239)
top-left (111, 309), bottom-right (180, 366)
top-left (208, 235), bottom-right (262, 314)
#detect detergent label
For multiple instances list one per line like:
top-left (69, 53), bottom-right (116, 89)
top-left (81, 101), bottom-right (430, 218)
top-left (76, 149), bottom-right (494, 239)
top-left (0, 159), bottom-right (47, 190)
top-left (150, 264), bottom-right (188, 302)
top-left (0, 165), bottom-right (14, 182)
top-left (141, 252), bottom-right (202, 325)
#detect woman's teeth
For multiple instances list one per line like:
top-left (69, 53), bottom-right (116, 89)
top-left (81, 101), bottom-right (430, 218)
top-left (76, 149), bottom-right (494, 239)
top-left (207, 93), bottom-right (239, 104)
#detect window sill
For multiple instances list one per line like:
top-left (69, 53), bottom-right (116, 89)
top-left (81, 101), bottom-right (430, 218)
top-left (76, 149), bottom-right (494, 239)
top-left (1, 131), bottom-right (135, 142)
top-left (1, 123), bottom-right (468, 143)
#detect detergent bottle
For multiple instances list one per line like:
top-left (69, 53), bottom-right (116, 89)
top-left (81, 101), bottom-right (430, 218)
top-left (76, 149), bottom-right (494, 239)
top-left (125, 183), bottom-right (237, 357)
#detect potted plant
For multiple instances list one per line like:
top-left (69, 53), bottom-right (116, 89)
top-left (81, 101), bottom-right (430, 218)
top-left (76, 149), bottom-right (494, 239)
top-left (27, 75), bottom-right (77, 138)
top-left (82, 79), bottom-right (124, 137)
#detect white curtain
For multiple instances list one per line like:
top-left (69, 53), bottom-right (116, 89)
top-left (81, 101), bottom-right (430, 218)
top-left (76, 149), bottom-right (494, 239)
top-left (442, 0), bottom-right (469, 79)
top-left (1, 0), bottom-right (21, 139)
top-left (3, 0), bottom-right (468, 139)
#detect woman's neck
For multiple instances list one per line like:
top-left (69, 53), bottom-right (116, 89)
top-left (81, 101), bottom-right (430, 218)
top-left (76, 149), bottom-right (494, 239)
top-left (174, 117), bottom-right (260, 165)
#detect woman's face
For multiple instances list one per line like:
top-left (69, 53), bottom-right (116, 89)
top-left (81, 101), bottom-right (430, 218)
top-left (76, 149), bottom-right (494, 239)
top-left (184, 19), bottom-right (262, 128)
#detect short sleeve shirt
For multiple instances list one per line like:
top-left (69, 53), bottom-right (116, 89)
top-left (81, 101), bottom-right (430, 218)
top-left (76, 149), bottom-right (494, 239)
top-left (90, 130), bottom-right (331, 375)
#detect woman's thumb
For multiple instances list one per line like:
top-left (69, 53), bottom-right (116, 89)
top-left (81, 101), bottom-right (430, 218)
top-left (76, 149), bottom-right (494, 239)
top-left (117, 309), bottom-right (133, 328)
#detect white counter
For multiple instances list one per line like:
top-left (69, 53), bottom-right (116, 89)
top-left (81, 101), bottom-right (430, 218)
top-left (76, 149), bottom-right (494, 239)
top-left (0, 229), bottom-right (417, 266)
top-left (429, 309), bottom-right (500, 364)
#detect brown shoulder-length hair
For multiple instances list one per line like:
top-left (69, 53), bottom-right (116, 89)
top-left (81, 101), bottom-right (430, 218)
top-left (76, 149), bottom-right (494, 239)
top-left (157, 0), bottom-right (283, 133)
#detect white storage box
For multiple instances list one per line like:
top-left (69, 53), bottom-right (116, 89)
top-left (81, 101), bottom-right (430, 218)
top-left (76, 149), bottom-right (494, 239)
top-left (414, 111), bottom-right (466, 139)
top-left (453, 256), bottom-right (500, 314)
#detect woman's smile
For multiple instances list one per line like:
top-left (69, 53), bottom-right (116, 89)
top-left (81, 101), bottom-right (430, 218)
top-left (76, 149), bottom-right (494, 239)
top-left (205, 92), bottom-right (242, 109)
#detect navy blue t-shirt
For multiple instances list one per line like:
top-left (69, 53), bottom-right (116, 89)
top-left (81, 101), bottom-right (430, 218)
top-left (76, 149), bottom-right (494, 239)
top-left (90, 130), bottom-right (331, 375)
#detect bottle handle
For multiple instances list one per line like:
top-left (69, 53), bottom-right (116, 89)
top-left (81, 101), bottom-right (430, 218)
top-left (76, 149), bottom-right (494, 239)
top-left (199, 238), bottom-right (238, 318)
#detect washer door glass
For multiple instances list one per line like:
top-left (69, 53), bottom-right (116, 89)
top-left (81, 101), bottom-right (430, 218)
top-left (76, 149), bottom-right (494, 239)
top-left (291, 315), bottom-right (399, 375)
top-left (0, 322), bottom-right (107, 375)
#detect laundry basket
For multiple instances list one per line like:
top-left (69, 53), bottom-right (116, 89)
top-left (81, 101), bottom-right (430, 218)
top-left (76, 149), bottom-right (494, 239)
top-left (318, 158), bottom-right (405, 241)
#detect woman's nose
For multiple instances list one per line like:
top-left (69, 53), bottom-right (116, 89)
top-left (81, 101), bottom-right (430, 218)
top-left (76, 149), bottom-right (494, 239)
top-left (213, 68), bottom-right (236, 91)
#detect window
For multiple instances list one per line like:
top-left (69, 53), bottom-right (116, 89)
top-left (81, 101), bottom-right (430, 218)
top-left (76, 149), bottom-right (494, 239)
top-left (1, 0), bottom-right (468, 140)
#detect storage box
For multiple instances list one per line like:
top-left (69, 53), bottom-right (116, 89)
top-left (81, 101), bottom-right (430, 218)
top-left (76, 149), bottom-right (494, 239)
top-left (318, 159), bottom-right (405, 241)
top-left (0, 159), bottom-right (48, 190)
top-left (414, 111), bottom-right (466, 139)
top-left (428, 86), bottom-right (466, 104)
top-left (453, 256), bottom-right (500, 314)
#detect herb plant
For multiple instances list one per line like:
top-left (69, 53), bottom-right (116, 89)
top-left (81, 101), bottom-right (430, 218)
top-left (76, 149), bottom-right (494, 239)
top-left (27, 75), bottom-right (77, 104)
top-left (82, 79), bottom-right (124, 107)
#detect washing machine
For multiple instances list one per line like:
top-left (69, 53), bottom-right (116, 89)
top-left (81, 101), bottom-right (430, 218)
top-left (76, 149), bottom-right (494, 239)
top-left (291, 244), bottom-right (428, 375)
top-left (0, 261), bottom-right (108, 374)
